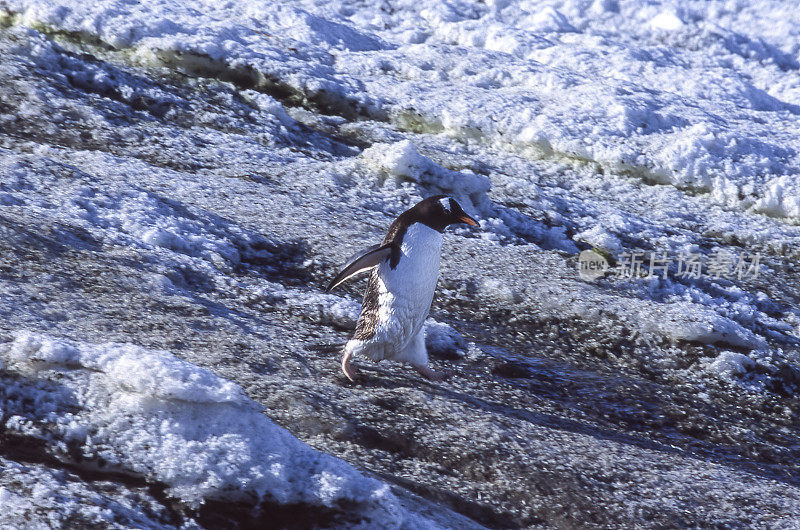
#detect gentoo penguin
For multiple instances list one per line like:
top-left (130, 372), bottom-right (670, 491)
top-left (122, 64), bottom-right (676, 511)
top-left (326, 195), bottom-right (478, 381)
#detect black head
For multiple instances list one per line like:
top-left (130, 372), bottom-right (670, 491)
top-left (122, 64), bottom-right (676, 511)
top-left (401, 195), bottom-right (479, 233)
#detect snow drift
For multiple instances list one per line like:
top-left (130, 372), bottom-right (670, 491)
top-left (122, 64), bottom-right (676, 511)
top-left (0, 331), bottom-right (407, 527)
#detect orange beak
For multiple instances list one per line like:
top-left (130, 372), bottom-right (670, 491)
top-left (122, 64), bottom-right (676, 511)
top-left (459, 215), bottom-right (479, 227)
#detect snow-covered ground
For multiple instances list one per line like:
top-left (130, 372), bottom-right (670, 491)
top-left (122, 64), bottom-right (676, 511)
top-left (1, 0), bottom-right (800, 527)
top-left (0, 332), bottom-right (413, 528)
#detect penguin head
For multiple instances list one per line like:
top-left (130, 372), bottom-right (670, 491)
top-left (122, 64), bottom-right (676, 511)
top-left (412, 195), bottom-right (479, 232)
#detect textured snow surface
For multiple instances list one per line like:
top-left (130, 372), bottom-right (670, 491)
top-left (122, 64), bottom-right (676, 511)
top-left (0, 331), bottom-right (406, 526)
top-left (5, 0), bottom-right (800, 217)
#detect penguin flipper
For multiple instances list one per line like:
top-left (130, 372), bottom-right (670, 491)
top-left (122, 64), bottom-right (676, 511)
top-left (325, 243), bottom-right (395, 292)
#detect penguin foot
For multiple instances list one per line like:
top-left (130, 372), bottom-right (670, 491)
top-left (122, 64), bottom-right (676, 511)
top-left (414, 365), bottom-right (454, 381)
top-left (341, 351), bottom-right (360, 382)
top-left (342, 364), bottom-right (360, 382)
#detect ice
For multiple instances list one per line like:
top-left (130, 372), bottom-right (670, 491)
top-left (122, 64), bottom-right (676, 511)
top-left (0, 0), bottom-right (797, 374)
top-left (755, 175), bottom-right (800, 218)
top-left (478, 278), bottom-right (521, 305)
top-left (1, 331), bottom-right (407, 526)
top-left (0, 456), bottom-right (179, 529)
top-left (0, 486), bottom-right (28, 520)
top-left (573, 225), bottom-right (623, 252)
top-left (522, 7), bottom-right (576, 33)
top-left (424, 320), bottom-right (466, 357)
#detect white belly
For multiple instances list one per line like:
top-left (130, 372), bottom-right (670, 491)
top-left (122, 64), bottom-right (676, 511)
top-left (360, 223), bottom-right (443, 362)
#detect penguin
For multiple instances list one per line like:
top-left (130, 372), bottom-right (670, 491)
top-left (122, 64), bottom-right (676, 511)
top-left (325, 195), bottom-right (479, 381)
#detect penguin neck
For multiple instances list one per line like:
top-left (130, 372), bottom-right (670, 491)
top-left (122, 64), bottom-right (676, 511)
top-left (399, 222), bottom-right (444, 259)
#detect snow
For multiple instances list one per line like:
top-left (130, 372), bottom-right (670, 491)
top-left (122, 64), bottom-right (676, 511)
top-left (702, 350), bottom-right (756, 380)
top-left (649, 12), bottom-right (686, 31)
top-left (0, 456), bottom-right (179, 529)
top-left (4, 0), bottom-right (800, 221)
top-left (424, 320), bottom-right (466, 357)
top-left (0, 1), bottom-right (797, 366)
top-left (360, 140), bottom-right (490, 214)
top-left (0, 0), bottom-right (797, 376)
top-left (0, 331), bottom-right (406, 526)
